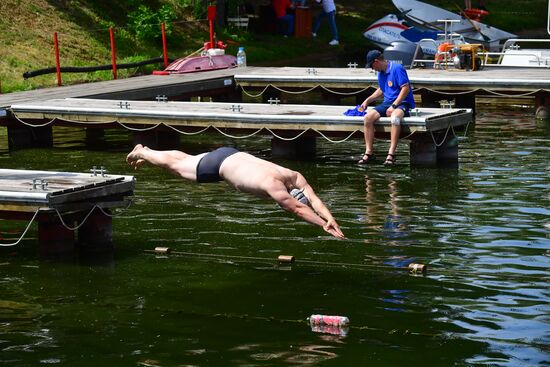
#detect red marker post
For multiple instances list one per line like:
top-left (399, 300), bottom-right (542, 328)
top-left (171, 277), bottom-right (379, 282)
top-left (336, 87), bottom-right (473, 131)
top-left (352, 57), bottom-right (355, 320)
top-left (207, 5), bottom-right (216, 49)
top-left (109, 27), bottom-right (117, 80)
top-left (53, 32), bottom-right (62, 86)
top-left (161, 22), bottom-right (168, 68)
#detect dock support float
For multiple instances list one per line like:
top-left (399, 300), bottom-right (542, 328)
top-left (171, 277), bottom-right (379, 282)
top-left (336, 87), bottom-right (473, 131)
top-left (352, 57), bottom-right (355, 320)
top-left (535, 91), bottom-right (550, 119)
top-left (132, 130), bottom-right (180, 150)
top-left (36, 208), bottom-right (113, 257)
top-left (271, 136), bottom-right (316, 159)
top-left (261, 87), bottom-right (281, 104)
top-left (77, 208), bottom-right (113, 252)
top-left (409, 133), bottom-right (458, 167)
top-left (7, 125), bottom-right (53, 150)
top-left (85, 128), bottom-right (105, 146)
top-left (420, 90), bottom-right (476, 116)
top-left (38, 216), bottom-right (75, 256)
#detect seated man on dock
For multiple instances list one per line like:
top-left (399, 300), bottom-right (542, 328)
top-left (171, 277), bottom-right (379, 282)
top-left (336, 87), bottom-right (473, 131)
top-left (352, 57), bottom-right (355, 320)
top-left (358, 50), bottom-right (415, 166)
top-left (126, 144), bottom-right (345, 239)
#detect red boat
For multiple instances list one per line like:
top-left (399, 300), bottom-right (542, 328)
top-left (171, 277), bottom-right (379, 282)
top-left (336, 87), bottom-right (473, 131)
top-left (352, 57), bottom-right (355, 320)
top-left (153, 6), bottom-right (237, 75)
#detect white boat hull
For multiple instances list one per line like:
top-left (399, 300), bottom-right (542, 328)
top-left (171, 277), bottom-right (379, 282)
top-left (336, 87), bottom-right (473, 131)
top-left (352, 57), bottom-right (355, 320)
top-left (363, 15), bottom-right (439, 55)
top-left (392, 0), bottom-right (516, 50)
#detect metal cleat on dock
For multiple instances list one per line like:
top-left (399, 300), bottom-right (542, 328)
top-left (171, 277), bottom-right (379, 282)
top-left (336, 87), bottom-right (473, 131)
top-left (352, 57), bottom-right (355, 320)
top-left (347, 62), bottom-right (358, 69)
top-left (155, 95), bottom-right (168, 103)
top-left (230, 104), bottom-right (243, 112)
top-left (267, 98), bottom-right (280, 105)
top-left (438, 100), bottom-right (456, 109)
top-left (117, 101), bottom-right (131, 109)
top-left (31, 178), bottom-right (48, 191)
top-left (90, 166), bottom-right (108, 177)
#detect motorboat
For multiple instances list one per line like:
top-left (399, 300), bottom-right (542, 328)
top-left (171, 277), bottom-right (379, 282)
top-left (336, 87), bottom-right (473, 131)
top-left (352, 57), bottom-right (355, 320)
top-left (363, 0), bottom-right (516, 55)
top-left (363, 14), bottom-right (445, 56)
top-left (363, 14), bottom-right (470, 69)
top-left (391, 0), bottom-right (516, 50)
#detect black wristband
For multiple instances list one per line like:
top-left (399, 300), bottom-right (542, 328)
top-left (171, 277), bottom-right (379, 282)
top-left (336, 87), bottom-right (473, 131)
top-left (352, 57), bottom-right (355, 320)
top-left (391, 103), bottom-right (398, 109)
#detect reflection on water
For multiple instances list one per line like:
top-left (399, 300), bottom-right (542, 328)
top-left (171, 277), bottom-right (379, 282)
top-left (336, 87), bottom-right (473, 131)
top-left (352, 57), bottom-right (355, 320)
top-left (0, 110), bottom-right (549, 366)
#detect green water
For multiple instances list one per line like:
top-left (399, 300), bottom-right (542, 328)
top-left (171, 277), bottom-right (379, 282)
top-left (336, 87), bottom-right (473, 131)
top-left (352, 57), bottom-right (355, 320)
top-left (0, 107), bottom-right (548, 366)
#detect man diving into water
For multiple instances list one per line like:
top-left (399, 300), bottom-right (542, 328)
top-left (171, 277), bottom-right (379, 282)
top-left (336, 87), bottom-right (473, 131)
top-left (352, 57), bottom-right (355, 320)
top-left (127, 144), bottom-right (345, 239)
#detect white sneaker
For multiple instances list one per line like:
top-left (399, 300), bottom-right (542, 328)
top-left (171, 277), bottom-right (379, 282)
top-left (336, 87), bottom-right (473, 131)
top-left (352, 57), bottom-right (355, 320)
top-left (329, 39), bottom-right (339, 46)
top-left (312, 32), bottom-right (317, 37)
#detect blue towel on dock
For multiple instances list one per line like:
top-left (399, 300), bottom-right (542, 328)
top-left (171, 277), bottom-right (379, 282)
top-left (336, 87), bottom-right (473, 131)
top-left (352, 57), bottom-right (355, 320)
top-left (343, 105), bottom-right (366, 116)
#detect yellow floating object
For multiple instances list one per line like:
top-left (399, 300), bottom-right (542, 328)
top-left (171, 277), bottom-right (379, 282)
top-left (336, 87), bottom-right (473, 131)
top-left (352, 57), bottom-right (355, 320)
top-left (277, 255), bottom-right (295, 264)
top-left (408, 263), bottom-right (427, 274)
top-left (154, 246), bottom-right (171, 255)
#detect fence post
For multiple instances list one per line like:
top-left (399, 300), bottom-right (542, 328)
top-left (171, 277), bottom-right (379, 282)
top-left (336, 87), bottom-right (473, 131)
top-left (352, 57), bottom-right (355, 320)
top-left (161, 22), bottom-right (168, 68)
top-left (54, 32), bottom-right (62, 86)
top-left (109, 27), bottom-right (117, 79)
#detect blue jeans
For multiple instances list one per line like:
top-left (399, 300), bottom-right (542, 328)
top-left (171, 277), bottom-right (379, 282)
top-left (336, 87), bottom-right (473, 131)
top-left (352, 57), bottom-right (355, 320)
top-left (278, 14), bottom-right (295, 36)
top-left (312, 10), bottom-right (338, 40)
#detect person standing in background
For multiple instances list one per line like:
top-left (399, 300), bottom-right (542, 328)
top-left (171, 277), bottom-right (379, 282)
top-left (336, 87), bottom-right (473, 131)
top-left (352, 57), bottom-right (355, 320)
top-left (311, 0), bottom-right (339, 46)
top-left (272, 0), bottom-right (295, 37)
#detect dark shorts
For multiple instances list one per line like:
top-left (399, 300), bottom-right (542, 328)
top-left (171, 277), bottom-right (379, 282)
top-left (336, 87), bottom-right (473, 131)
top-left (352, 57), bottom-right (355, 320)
top-left (374, 101), bottom-right (411, 117)
top-left (196, 147), bottom-right (239, 183)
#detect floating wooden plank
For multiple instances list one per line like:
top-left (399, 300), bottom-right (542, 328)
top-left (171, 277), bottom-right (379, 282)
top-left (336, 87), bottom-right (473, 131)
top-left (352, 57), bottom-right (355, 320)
top-left (8, 98), bottom-right (472, 135)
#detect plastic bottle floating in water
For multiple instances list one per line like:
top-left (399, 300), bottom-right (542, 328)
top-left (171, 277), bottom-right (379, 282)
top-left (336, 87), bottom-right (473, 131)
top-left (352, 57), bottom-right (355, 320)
top-left (308, 314), bottom-right (349, 326)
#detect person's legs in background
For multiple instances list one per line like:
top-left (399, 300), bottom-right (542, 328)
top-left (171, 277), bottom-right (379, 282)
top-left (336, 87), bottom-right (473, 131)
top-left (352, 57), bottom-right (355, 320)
top-left (278, 14), bottom-right (295, 36)
top-left (327, 10), bottom-right (338, 43)
top-left (311, 11), bottom-right (326, 36)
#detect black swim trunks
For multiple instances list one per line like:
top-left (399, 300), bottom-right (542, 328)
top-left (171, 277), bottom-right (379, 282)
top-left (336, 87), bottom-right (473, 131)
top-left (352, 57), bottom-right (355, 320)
top-left (196, 147), bottom-right (239, 183)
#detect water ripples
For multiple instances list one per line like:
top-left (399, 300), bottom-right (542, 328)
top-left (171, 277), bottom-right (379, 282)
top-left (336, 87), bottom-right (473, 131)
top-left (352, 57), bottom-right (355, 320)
top-left (0, 111), bottom-right (548, 365)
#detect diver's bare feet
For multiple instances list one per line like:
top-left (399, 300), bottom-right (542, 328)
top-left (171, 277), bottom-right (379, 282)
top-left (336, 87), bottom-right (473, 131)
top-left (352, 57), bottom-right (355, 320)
top-left (127, 144), bottom-right (146, 170)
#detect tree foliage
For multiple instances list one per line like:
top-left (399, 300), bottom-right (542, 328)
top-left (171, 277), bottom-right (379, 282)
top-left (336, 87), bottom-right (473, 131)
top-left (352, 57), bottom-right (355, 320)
top-left (128, 4), bottom-right (178, 41)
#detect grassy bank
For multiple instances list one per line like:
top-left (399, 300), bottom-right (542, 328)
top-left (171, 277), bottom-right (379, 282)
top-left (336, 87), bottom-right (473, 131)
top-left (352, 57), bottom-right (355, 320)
top-left (0, 0), bottom-right (547, 93)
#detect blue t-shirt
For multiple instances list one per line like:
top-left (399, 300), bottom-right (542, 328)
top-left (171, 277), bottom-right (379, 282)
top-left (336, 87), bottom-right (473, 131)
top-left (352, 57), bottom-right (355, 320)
top-left (377, 62), bottom-right (415, 108)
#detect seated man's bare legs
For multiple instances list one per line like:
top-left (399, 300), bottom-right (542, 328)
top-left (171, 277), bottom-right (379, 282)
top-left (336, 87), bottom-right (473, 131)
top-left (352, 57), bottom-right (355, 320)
top-left (359, 110), bottom-right (380, 164)
top-left (385, 109), bottom-right (405, 165)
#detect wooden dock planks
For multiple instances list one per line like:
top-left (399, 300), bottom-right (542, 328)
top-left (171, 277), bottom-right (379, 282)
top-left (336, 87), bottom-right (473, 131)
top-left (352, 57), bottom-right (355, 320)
top-left (0, 68), bottom-right (238, 109)
top-left (8, 98), bottom-right (472, 136)
top-left (234, 66), bottom-right (550, 92)
top-left (1, 66), bottom-right (547, 113)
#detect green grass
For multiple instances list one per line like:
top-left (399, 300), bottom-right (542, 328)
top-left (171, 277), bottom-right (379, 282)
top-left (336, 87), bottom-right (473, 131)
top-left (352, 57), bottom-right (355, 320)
top-left (0, 0), bottom-right (547, 93)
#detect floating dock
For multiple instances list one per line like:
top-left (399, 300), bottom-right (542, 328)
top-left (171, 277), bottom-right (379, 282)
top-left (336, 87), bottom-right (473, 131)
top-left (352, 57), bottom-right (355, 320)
top-left (235, 66), bottom-right (550, 91)
top-left (0, 66), bottom-right (547, 112)
top-left (234, 66), bottom-right (550, 117)
top-left (8, 98), bottom-right (472, 165)
top-left (0, 68), bottom-right (238, 109)
top-left (0, 168), bottom-right (135, 254)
